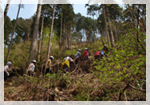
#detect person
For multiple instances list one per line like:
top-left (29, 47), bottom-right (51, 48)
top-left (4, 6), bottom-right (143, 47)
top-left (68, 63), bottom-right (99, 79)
top-left (83, 48), bottom-right (89, 60)
top-left (102, 45), bottom-right (109, 54)
top-left (45, 56), bottom-right (54, 74)
top-left (94, 50), bottom-right (101, 60)
top-left (61, 56), bottom-right (73, 73)
top-left (75, 49), bottom-right (81, 65)
top-left (102, 45), bottom-right (109, 57)
top-left (4, 61), bottom-right (12, 82)
top-left (100, 51), bottom-right (105, 58)
top-left (27, 60), bottom-right (36, 76)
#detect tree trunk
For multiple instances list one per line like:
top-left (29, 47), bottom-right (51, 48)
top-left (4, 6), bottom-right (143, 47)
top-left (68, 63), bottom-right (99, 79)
top-left (59, 13), bottom-right (63, 50)
top-left (70, 24), bottom-right (72, 50)
top-left (112, 21), bottom-right (118, 43)
top-left (38, 10), bottom-right (45, 62)
top-left (101, 33), bottom-right (105, 46)
top-left (67, 28), bottom-right (69, 50)
top-left (47, 4), bottom-right (56, 59)
top-left (28, 2), bottom-right (42, 63)
top-left (62, 22), bottom-right (65, 51)
top-left (6, 3), bottom-right (21, 62)
top-left (4, 0), bottom-right (11, 21)
top-left (106, 5), bottom-right (115, 47)
top-left (103, 4), bottom-right (110, 47)
top-left (27, 32), bottom-right (30, 41)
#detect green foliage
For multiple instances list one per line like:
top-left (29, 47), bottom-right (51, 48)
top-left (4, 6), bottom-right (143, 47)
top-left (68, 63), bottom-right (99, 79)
top-left (91, 29), bottom-right (146, 100)
top-left (4, 16), bottom-right (13, 45)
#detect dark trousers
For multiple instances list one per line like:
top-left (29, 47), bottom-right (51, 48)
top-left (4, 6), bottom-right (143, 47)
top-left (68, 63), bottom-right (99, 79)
top-left (4, 72), bottom-right (8, 81)
top-left (28, 71), bottom-right (33, 76)
top-left (84, 56), bottom-right (89, 61)
top-left (75, 58), bottom-right (78, 64)
top-left (45, 68), bottom-right (53, 74)
top-left (63, 64), bottom-right (69, 73)
top-left (95, 55), bottom-right (101, 61)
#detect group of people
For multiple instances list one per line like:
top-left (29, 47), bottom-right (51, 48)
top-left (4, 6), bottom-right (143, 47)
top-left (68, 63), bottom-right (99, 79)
top-left (94, 45), bottom-right (109, 60)
top-left (61, 45), bottom-right (109, 73)
top-left (4, 45), bottom-right (109, 80)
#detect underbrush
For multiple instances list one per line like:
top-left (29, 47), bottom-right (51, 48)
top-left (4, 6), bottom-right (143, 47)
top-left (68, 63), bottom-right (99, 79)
top-left (4, 30), bottom-right (146, 101)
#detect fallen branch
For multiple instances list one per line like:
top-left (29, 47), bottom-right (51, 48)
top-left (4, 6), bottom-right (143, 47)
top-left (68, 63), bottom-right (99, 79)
top-left (70, 64), bottom-right (78, 74)
top-left (129, 83), bottom-right (146, 92)
top-left (118, 83), bottom-right (129, 101)
top-left (124, 91), bottom-right (127, 101)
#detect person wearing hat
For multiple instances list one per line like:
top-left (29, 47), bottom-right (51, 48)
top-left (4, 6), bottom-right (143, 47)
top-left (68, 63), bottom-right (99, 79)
top-left (4, 61), bottom-right (12, 81)
top-left (75, 49), bottom-right (81, 65)
top-left (102, 45), bottom-right (109, 57)
top-left (61, 56), bottom-right (73, 73)
top-left (94, 50), bottom-right (101, 60)
top-left (83, 48), bottom-right (89, 60)
top-left (44, 56), bottom-right (54, 75)
top-left (27, 60), bottom-right (36, 76)
top-left (102, 45), bottom-right (109, 53)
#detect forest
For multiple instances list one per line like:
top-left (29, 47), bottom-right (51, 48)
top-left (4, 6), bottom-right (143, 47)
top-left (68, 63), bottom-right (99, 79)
top-left (3, 0), bottom-right (146, 101)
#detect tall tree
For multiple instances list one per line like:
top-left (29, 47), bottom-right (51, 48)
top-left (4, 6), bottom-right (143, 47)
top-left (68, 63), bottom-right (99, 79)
top-left (38, 10), bottom-right (45, 62)
top-left (4, 16), bottom-right (13, 46)
top-left (29, 1), bottom-right (42, 63)
top-left (105, 5), bottom-right (115, 47)
top-left (47, 4), bottom-right (56, 59)
top-left (58, 5), bottom-right (63, 50)
top-left (4, 0), bottom-right (11, 21)
top-left (6, 2), bottom-right (22, 62)
top-left (103, 4), bottom-right (110, 46)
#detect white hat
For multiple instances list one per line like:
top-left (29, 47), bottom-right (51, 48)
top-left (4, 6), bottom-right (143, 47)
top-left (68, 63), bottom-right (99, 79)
top-left (78, 49), bottom-right (81, 52)
top-left (32, 60), bottom-right (36, 63)
top-left (50, 56), bottom-right (54, 60)
top-left (85, 48), bottom-right (88, 50)
top-left (7, 61), bottom-right (12, 65)
top-left (69, 58), bottom-right (73, 62)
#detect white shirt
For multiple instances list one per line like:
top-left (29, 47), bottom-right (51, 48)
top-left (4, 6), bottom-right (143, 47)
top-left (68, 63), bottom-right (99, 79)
top-left (75, 51), bottom-right (81, 59)
top-left (4, 65), bottom-right (9, 71)
top-left (28, 63), bottom-right (35, 72)
top-left (63, 56), bottom-right (73, 62)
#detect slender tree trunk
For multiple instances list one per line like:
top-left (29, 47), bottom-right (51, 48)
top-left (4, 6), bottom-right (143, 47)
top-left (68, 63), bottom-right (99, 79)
top-left (47, 4), bottom-right (56, 59)
top-left (27, 32), bottom-right (30, 41)
top-left (38, 10), bottom-right (45, 62)
top-left (67, 28), bottom-right (69, 50)
top-left (6, 3), bottom-right (21, 62)
top-left (4, 0), bottom-right (11, 21)
top-left (134, 5), bottom-right (145, 51)
top-left (70, 24), bottom-right (72, 50)
top-left (101, 33), bottom-right (105, 46)
top-left (136, 6), bottom-right (139, 42)
top-left (106, 5), bottom-right (115, 47)
top-left (103, 4), bottom-right (110, 47)
top-left (112, 21), bottom-right (118, 43)
top-left (62, 22), bottom-right (65, 51)
top-left (59, 13), bottom-right (63, 50)
top-left (28, 2), bottom-right (42, 63)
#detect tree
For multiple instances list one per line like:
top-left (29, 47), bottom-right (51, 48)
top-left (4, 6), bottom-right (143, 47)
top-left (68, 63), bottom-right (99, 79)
top-left (4, 16), bottom-right (13, 46)
top-left (105, 4), bottom-right (115, 47)
top-left (103, 4), bottom-right (110, 46)
top-left (38, 9), bottom-right (45, 62)
top-left (47, 4), bottom-right (56, 59)
top-left (4, 0), bottom-right (11, 21)
top-left (6, 2), bottom-right (22, 62)
top-left (29, 1), bottom-right (42, 63)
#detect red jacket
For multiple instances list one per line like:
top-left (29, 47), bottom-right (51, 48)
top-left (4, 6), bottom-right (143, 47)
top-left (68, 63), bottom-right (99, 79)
top-left (94, 51), bottom-right (101, 57)
top-left (83, 50), bottom-right (89, 58)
